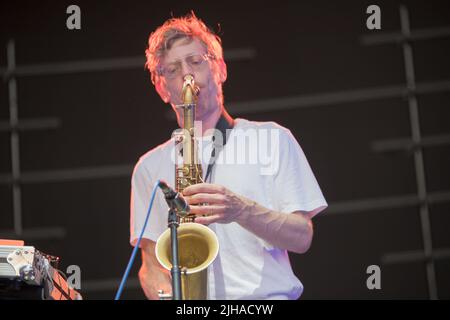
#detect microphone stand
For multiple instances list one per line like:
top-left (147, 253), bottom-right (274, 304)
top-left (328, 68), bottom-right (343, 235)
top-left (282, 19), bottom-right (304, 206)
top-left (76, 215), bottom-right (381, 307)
top-left (167, 208), bottom-right (182, 300)
top-left (159, 180), bottom-right (188, 300)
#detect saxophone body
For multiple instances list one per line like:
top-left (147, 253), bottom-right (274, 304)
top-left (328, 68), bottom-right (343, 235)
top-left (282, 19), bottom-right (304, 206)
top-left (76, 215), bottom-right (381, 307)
top-left (175, 74), bottom-right (203, 222)
top-left (155, 74), bottom-right (219, 300)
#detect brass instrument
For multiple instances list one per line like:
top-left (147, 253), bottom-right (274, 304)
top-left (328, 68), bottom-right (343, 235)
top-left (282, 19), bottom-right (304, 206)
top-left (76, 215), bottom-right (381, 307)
top-left (155, 74), bottom-right (219, 300)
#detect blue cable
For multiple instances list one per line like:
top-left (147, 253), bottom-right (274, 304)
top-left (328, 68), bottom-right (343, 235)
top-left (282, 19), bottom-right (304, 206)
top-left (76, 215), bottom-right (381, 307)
top-left (114, 179), bottom-right (160, 300)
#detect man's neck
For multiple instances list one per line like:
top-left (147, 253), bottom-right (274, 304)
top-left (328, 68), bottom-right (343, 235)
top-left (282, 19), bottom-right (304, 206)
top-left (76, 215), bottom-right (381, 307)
top-left (198, 107), bottom-right (234, 136)
top-left (198, 107), bottom-right (220, 135)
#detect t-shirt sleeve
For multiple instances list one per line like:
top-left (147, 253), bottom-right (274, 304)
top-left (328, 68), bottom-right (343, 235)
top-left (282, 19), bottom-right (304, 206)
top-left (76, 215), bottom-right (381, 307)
top-left (273, 128), bottom-right (328, 219)
top-left (129, 160), bottom-right (166, 247)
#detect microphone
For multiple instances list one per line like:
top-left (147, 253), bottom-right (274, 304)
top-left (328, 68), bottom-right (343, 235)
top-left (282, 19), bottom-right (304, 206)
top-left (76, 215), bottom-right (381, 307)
top-left (158, 180), bottom-right (190, 217)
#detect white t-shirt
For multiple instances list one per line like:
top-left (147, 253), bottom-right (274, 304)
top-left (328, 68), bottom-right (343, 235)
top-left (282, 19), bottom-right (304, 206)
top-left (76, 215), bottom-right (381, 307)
top-left (130, 118), bottom-right (328, 300)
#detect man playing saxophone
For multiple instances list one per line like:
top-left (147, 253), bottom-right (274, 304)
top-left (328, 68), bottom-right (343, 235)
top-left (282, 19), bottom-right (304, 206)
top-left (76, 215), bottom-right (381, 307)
top-left (130, 13), bottom-right (328, 300)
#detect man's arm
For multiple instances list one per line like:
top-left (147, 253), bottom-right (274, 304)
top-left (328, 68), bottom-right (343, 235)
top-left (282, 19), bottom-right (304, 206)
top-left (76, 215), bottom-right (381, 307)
top-left (138, 239), bottom-right (172, 300)
top-left (238, 205), bottom-right (313, 254)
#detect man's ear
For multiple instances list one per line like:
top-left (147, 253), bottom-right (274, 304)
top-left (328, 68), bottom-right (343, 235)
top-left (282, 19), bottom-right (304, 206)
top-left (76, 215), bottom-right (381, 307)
top-left (217, 59), bottom-right (227, 84)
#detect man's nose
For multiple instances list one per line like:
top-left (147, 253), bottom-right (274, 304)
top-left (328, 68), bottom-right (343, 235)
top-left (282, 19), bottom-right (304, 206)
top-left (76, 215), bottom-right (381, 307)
top-left (180, 61), bottom-right (194, 78)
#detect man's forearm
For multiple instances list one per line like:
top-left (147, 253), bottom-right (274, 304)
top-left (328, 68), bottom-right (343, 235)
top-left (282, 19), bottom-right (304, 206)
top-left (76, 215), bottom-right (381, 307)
top-left (236, 201), bottom-right (313, 254)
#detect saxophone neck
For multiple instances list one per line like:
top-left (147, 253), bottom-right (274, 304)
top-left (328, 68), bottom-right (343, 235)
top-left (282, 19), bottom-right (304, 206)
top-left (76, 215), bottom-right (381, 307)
top-left (181, 74), bottom-right (199, 131)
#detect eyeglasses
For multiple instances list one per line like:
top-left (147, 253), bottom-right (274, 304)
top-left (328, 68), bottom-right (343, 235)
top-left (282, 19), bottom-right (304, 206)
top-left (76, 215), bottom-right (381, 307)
top-left (157, 53), bottom-right (213, 79)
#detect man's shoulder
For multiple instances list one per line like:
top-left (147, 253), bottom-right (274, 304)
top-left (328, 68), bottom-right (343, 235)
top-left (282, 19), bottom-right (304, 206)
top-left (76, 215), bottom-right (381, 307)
top-left (141, 138), bottom-right (174, 160)
top-left (234, 118), bottom-right (292, 134)
top-left (132, 138), bottom-right (174, 176)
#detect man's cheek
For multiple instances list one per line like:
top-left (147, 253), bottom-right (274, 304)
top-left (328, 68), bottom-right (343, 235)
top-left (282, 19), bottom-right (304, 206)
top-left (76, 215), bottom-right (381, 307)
top-left (168, 87), bottom-right (182, 103)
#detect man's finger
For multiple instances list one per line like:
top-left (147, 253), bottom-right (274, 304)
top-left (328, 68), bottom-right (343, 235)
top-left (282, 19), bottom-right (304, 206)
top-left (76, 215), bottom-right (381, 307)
top-left (189, 204), bottom-right (225, 215)
top-left (185, 193), bottom-right (225, 205)
top-left (182, 183), bottom-right (225, 196)
top-left (195, 215), bottom-right (220, 225)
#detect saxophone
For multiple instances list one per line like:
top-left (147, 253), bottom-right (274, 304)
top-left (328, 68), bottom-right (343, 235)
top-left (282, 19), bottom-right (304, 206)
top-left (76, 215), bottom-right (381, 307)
top-left (155, 74), bottom-right (219, 300)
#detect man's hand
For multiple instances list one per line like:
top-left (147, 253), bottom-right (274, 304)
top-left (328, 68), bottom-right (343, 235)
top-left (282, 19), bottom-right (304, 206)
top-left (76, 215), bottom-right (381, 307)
top-left (182, 183), bottom-right (255, 225)
top-left (139, 240), bottom-right (172, 300)
top-left (183, 183), bottom-right (315, 254)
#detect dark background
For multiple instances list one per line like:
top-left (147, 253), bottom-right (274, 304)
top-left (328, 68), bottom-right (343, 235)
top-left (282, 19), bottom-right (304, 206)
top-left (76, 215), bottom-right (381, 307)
top-left (1, 0), bottom-right (449, 299)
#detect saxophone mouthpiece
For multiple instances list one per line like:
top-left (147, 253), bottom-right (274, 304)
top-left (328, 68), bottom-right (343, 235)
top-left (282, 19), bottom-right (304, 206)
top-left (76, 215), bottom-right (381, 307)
top-left (182, 74), bottom-right (199, 104)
